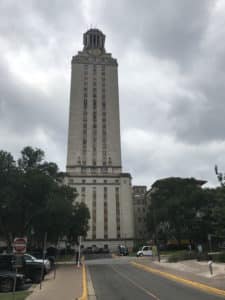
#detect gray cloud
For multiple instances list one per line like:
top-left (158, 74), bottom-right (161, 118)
top-left (0, 0), bottom-right (225, 187)
top-left (92, 0), bottom-right (213, 66)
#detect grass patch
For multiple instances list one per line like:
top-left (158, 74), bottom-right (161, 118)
top-left (211, 252), bottom-right (225, 263)
top-left (0, 291), bottom-right (31, 300)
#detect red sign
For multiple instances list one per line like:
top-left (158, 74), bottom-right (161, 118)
top-left (13, 237), bottom-right (27, 254)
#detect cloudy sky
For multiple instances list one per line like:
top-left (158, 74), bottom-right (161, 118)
top-left (1, 0), bottom-right (225, 187)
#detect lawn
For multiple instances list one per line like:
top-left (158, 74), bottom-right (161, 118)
top-left (0, 291), bottom-right (31, 300)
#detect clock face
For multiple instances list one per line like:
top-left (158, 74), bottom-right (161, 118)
top-left (88, 48), bottom-right (101, 56)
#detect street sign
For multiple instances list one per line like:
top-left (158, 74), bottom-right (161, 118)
top-left (13, 237), bottom-right (27, 254)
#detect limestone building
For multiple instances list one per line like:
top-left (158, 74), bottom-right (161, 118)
top-left (65, 29), bottom-right (134, 250)
top-left (132, 186), bottom-right (148, 241)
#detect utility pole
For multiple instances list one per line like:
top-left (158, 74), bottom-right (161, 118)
top-left (152, 187), bottom-right (160, 262)
top-left (40, 232), bottom-right (47, 290)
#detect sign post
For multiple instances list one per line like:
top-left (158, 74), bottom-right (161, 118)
top-left (12, 237), bottom-right (27, 300)
top-left (13, 237), bottom-right (27, 255)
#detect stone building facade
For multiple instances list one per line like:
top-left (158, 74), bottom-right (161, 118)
top-left (65, 29), bottom-right (134, 250)
top-left (132, 186), bottom-right (148, 241)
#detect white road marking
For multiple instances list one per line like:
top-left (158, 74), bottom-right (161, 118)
top-left (110, 265), bottom-right (160, 300)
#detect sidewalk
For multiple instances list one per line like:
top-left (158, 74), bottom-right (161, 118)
top-left (135, 257), bottom-right (225, 290)
top-left (26, 263), bottom-right (83, 300)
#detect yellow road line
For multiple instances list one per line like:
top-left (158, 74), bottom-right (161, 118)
top-left (78, 260), bottom-right (87, 300)
top-left (131, 261), bottom-right (225, 298)
top-left (111, 265), bottom-right (160, 299)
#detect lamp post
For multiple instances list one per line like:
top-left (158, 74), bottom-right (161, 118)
top-left (77, 235), bottom-right (82, 268)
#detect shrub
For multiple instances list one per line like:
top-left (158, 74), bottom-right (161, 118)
top-left (167, 250), bottom-right (197, 262)
top-left (212, 252), bottom-right (225, 262)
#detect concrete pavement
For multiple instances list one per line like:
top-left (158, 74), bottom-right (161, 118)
top-left (26, 263), bottom-right (82, 300)
top-left (135, 257), bottom-right (225, 291)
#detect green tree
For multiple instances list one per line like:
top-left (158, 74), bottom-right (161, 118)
top-left (212, 166), bottom-right (225, 239)
top-left (146, 177), bottom-right (213, 247)
top-left (0, 146), bottom-right (90, 247)
top-left (0, 150), bottom-right (18, 244)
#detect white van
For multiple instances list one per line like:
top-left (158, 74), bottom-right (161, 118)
top-left (136, 245), bottom-right (153, 257)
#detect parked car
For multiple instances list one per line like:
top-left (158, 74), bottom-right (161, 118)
top-left (118, 245), bottom-right (129, 256)
top-left (0, 254), bottom-right (45, 284)
top-left (91, 245), bottom-right (100, 254)
top-left (83, 247), bottom-right (92, 254)
top-left (0, 271), bottom-right (25, 292)
top-left (0, 255), bottom-right (25, 292)
top-left (24, 254), bottom-right (51, 274)
top-left (28, 248), bottom-right (56, 269)
top-left (102, 246), bottom-right (110, 254)
top-left (136, 246), bottom-right (153, 257)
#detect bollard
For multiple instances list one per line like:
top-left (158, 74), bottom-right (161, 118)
top-left (208, 260), bottom-right (213, 275)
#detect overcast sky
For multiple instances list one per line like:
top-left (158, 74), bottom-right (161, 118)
top-left (1, 0), bottom-right (225, 187)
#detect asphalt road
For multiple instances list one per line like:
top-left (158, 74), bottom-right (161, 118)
top-left (87, 257), bottom-right (224, 300)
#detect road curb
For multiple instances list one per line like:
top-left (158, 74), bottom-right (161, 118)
top-left (131, 261), bottom-right (225, 298)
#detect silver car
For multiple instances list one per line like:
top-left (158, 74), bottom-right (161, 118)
top-left (24, 254), bottom-right (51, 273)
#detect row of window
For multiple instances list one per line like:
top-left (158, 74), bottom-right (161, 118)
top-left (92, 70), bottom-right (97, 165)
top-left (80, 186), bottom-right (120, 192)
top-left (102, 66), bottom-right (107, 165)
top-left (91, 187), bottom-right (119, 240)
top-left (84, 64), bottom-right (105, 73)
top-left (104, 187), bottom-right (108, 239)
top-left (115, 187), bottom-right (121, 239)
top-left (83, 64), bottom-right (108, 167)
top-left (82, 66), bottom-right (88, 164)
top-left (80, 166), bottom-right (109, 173)
top-left (136, 207), bottom-right (146, 213)
top-left (92, 187), bottom-right (97, 239)
top-left (69, 178), bottom-right (120, 185)
top-left (84, 86), bottom-right (105, 94)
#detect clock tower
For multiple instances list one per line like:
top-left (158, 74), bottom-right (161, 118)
top-left (66, 29), bottom-right (134, 250)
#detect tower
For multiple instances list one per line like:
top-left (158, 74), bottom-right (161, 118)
top-left (66, 29), bottom-right (134, 250)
